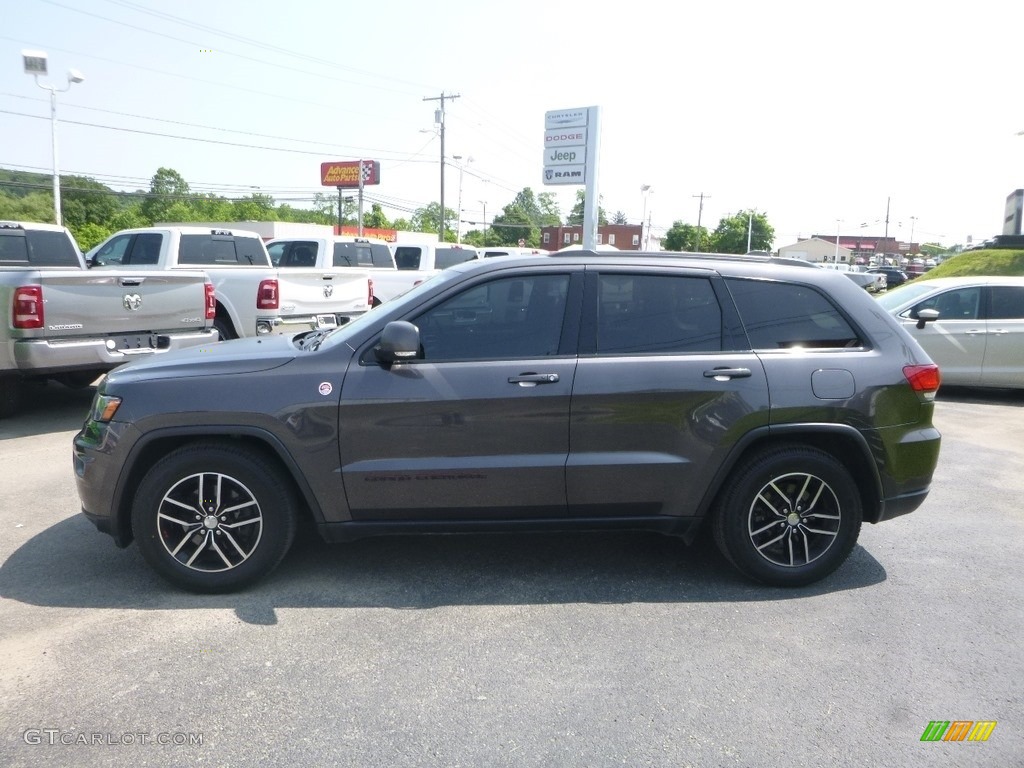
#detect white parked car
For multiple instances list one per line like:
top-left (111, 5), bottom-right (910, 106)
top-left (876, 276), bottom-right (1024, 389)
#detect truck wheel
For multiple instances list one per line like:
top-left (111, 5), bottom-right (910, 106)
top-left (213, 317), bottom-right (236, 341)
top-left (712, 445), bottom-right (862, 587)
top-left (131, 442), bottom-right (298, 592)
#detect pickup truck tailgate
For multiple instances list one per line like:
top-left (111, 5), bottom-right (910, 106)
top-left (27, 271), bottom-right (211, 338)
top-left (279, 268), bottom-right (372, 316)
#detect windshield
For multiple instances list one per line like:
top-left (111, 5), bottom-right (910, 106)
top-left (875, 282), bottom-right (937, 311)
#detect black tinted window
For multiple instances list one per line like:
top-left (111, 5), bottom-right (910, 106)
top-left (727, 278), bottom-right (861, 349)
top-left (435, 248), bottom-right (477, 269)
top-left (596, 274), bottom-right (721, 353)
top-left (988, 286), bottom-right (1024, 320)
top-left (179, 235), bottom-right (270, 266)
top-left (0, 231), bottom-right (29, 264)
top-left (393, 246), bottom-right (421, 270)
top-left (413, 274), bottom-right (570, 360)
top-left (26, 230), bottom-right (81, 266)
top-left (334, 243), bottom-right (374, 267)
top-left (124, 233), bottom-right (162, 265)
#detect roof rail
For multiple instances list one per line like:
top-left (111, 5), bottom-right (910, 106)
top-left (547, 249), bottom-right (818, 268)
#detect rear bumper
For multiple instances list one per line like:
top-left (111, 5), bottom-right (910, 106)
top-left (257, 310), bottom-right (369, 335)
top-left (14, 328), bottom-right (218, 375)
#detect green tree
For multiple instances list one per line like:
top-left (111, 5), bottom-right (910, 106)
top-left (73, 222), bottom-right (113, 252)
top-left (363, 203), bottom-right (390, 229)
top-left (61, 176), bottom-right (119, 230)
top-left (231, 193), bottom-right (276, 222)
top-left (709, 209), bottom-right (775, 254)
top-left (141, 167), bottom-right (191, 224)
top-left (489, 207), bottom-right (537, 246)
top-left (537, 192), bottom-right (562, 226)
top-left (0, 190), bottom-right (55, 223)
top-left (567, 190), bottom-right (607, 226)
top-left (663, 221), bottom-right (709, 252)
top-left (411, 202), bottom-right (456, 235)
top-left (612, 210), bottom-right (628, 225)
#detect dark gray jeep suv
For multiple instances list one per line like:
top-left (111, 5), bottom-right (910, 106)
top-left (74, 252), bottom-right (942, 592)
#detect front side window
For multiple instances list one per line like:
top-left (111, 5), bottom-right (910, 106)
top-left (912, 287), bottom-right (981, 321)
top-left (596, 274), bottom-right (722, 354)
top-left (90, 234), bottom-right (132, 267)
top-left (726, 278), bottom-right (861, 349)
top-left (412, 274), bottom-right (570, 361)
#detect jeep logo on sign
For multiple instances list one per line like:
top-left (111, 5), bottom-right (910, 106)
top-left (123, 293), bottom-right (142, 311)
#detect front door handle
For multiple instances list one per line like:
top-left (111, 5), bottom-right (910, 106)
top-left (508, 373), bottom-right (560, 387)
top-left (703, 367), bottom-right (752, 380)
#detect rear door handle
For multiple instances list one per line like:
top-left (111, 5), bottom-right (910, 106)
top-left (508, 373), bottom-right (560, 386)
top-left (703, 367), bottom-right (752, 380)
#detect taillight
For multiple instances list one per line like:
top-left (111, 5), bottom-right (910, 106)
top-left (257, 279), bottom-right (279, 310)
top-left (367, 278), bottom-right (374, 307)
top-left (13, 285), bottom-right (44, 329)
top-left (904, 364), bottom-right (941, 397)
top-left (205, 283), bottom-right (216, 320)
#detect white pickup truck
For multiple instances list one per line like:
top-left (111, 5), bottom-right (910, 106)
top-left (0, 220), bottom-right (216, 417)
top-left (266, 236), bottom-right (421, 305)
top-left (88, 226), bottom-right (373, 339)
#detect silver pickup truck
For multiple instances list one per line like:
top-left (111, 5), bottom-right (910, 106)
top-left (0, 220), bottom-right (216, 417)
top-left (88, 226), bottom-right (373, 339)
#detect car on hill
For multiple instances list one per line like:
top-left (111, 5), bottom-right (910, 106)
top-left (74, 250), bottom-right (942, 593)
top-left (876, 276), bottom-right (1024, 389)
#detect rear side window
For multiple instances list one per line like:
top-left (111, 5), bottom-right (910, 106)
top-left (596, 274), bottom-right (722, 353)
top-left (988, 286), bottom-right (1024, 319)
top-left (179, 235), bottom-right (270, 266)
top-left (435, 248), bottom-right (477, 269)
top-left (726, 278), bottom-right (862, 349)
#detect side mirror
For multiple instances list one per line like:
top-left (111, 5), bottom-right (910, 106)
top-left (916, 308), bottom-right (939, 329)
top-left (374, 320), bottom-right (421, 364)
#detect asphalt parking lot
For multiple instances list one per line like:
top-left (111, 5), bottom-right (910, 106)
top-left (1, 382), bottom-right (1021, 767)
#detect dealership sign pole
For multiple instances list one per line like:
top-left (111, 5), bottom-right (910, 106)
top-left (543, 106), bottom-right (601, 250)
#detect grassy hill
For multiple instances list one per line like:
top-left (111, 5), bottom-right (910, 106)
top-left (918, 250), bottom-right (1024, 280)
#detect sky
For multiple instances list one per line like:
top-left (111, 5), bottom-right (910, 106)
top-left (4, 0), bottom-right (1024, 249)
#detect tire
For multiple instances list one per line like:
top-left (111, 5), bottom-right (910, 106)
top-left (132, 442), bottom-right (298, 593)
top-left (213, 316), bottom-right (236, 341)
top-left (712, 445), bottom-right (862, 587)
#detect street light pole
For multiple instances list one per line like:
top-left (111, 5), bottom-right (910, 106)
top-left (22, 50), bottom-right (84, 227)
top-left (479, 200), bottom-right (487, 244)
top-left (424, 92), bottom-right (459, 243)
top-left (834, 219), bottom-right (842, 264)
top-left (640, 184), bottom-right (651, 251)
top-left (452, 155), bottom-right (472, 244)
top-left (746, 210), bottom-right (754, 253)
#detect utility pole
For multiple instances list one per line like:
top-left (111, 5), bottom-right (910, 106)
top-left (884, 196), bottom-right (891, 241)
top-left (423, 92), bottom-right (460, 243)
top-left (692, 192), bottom-right (710, 251)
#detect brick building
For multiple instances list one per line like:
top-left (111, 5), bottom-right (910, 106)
top-left (540, 224), bottom-right (644, 251)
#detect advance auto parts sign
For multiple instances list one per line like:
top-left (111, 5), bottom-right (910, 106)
top-left (320, 160), bottom-right (381, 188)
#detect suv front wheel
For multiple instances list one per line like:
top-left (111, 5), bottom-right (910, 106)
top-left (712, 445), bottom-right (863, 587)
top-left (132, 442), bottom-right (298, 593)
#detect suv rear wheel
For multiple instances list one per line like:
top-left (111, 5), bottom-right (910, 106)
top-left (132, 443), bottom-right (297, 593)
top-left (712, 445), bottom-right (862, 587)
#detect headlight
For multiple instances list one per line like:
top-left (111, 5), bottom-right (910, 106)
top-left (90, 392), bottom-right (122, 423)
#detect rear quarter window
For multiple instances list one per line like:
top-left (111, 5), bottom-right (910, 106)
top-left (726, 278), bottom-right (862, 349)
